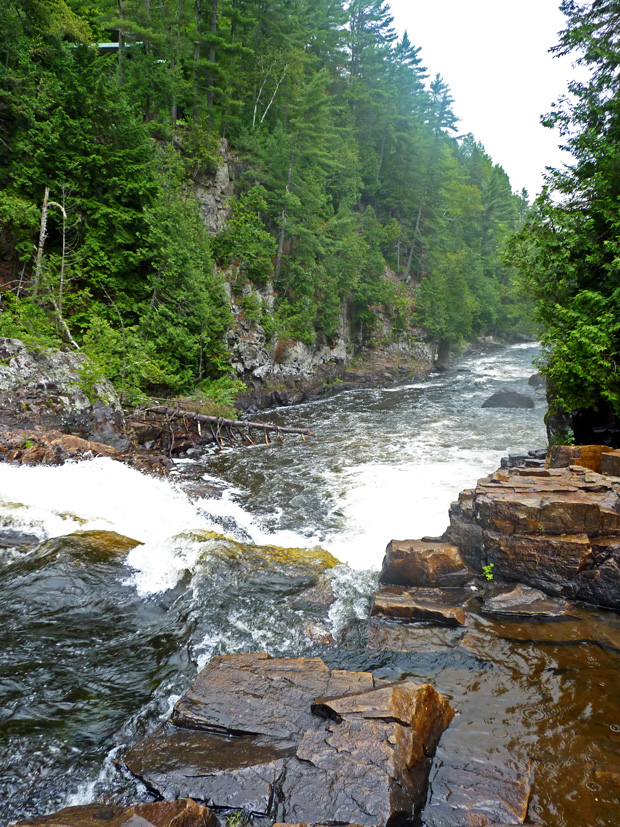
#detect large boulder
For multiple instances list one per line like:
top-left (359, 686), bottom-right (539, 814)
top-left (0, 338), bottom-right (127, 448)
top-left (122, 653), bottom-right (454, 826)
top-left (444, 465), bottom-right (620, 608)
top-left (482, 389), bottom-right (535, 409)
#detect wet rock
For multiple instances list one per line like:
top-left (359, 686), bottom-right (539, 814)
top-left (371, 586), bottom-right (468, 626)
top-left (33, 530), bottom-right (143, 563)
top-left (528, 372), bottom-right (545, 388)
top-left (547, 443), bottom-right (615, 473)
top-left (484, 531), bottom-right (593, 597)
top-left (294, 578), bottom-right (335, 607)
top-left (481, 584), bottom-right (568, 619)
top-left (12, 799), bottom-right (216, 827)
top-left (123, 654), bottom-right (454, 826)
top-left (170, 653), bottom-right (375, 741)
top-left (424, 747), bottom-right (532, 826)
top-left (366, 619), bottom-right (467, 653)
top-left (123, 725), bottom-right (293, 812)
top-left (481, 389), bottom-right (535, 409)
top-left (379, 540), bottom-right (472, 588)
top-left (444, 466), bottom-right (620, 608)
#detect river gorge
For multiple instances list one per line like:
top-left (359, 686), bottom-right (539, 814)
top-left (2, 344), bottom-right (620, 827)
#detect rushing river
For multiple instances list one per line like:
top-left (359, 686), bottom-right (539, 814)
top-left (1, 344), bottom-right (619, 827)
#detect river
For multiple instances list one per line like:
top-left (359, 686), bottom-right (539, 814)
top-left (1, 344), bottom-right (619, 826)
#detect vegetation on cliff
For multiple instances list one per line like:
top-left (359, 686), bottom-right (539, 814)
top-left (508, 0), bottom-right (620, 426)
top-left (0, 0), bottom-right (534, 402)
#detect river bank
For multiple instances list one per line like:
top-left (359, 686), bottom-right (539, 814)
top-left (7, 344), bottom-right (619, 826)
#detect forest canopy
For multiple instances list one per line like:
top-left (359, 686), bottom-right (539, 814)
top-left (508, 0), bottom-right (620, 427)
top-left (0, 0), bottom-right (533, 401)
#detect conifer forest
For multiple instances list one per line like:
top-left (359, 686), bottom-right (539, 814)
top-left (0, 0), bottom-right (545, 404)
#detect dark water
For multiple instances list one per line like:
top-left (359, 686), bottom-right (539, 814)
top-left (0, 344), bottom-right (618, 826)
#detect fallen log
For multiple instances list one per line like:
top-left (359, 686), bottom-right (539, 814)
top-left (142, 405), bottom-right (313, 438)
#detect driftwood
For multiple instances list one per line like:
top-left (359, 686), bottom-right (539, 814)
top-left (145, 405), bottom-right (312, 437)
top-left (129, 405), bottom-right (313, 455)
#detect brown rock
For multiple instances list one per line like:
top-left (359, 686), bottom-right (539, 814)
top-left (445, 466), bottom-right (620, 608)
top-left (170, 653), bottom-right (375, 742)
top-left (424, 748), bottom-right (533, 826)
top-left (379, 540), bottom-right (472, 588)
top-left (366, 619), bottom-right (466, 653)
top-left (0, 427), bottom-right (119, 466)
top-left (371, 586), bottom-right (468, 626)
top-left (600, 450), bottom-right (620, 477)
top-left (123, 654), bottom-right (454, 826)
top-left (32, 530), bottom-right (143, 563)
top-left (481, 584), bottom-right (568, 619)
top-left (484, 531), bottom-right (593, 597)
top-left (12, 799), bottom-right (215, 827)
top-left (123, 725), bottom-right (293, 813)
top-left (547, 444), bottom-right (615, 473)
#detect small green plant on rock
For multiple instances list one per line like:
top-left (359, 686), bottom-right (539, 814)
top-left (224, 811), bottom-right (246, 827)
top-left (483, 563), bottom-right (494, 581)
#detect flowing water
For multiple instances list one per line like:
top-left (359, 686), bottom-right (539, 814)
top-left (0, 344), bottom-right (619, 826)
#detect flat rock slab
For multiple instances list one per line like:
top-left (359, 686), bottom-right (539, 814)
top-left (171, 653), bottom-right (375, 742)
top-left (380, 540), bottom-right (472, 588)
top-left (123, 654), bottom-right (454, 826)
top-left (371, 587), bottom-right (469, 626)
top-left (366, 620), bottom-right (467, 653)
top-left (424, 748), bottom-right (532, 826)
top-left (13, 800), bottom-right (215, 827)
top-left (482, 584), bottom-right (568, 619)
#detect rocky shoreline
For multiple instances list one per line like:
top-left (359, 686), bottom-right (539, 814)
top-left (7, 337), bottom-right (618, 827)
top-left (12, 442), bottom-right (620, 827)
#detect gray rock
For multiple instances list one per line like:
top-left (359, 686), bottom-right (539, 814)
top-left (424, 746), bottom-right (532, 826)
top-left (0, 338), bottom-right (125, 447)
top-left (482, 388), bottom-right (535, 409)
top-left (123, 653), bottom-right (454, 826)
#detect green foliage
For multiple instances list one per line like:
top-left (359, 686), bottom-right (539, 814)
top-left (0, 294), bottom-right (63, 350)
top-left (212, 187), bottom-right (276, 284)
top-left (507, 0), bottom-right (620, 417)
top-left (482, 563), bottom-right (494, 581)
top-left (0, 0), bottom-right (532, 402)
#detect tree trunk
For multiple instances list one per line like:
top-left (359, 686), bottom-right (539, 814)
top-left (207, 0), bottom-right (218, 109)
top-left (194, 0), bottom-right (202, 118)
top-left (33, 186), bottom-right (50, 297)
top-left (274, 136), bottom-right (297, 283)
top-left (117, 0), bottom-right (126, 85)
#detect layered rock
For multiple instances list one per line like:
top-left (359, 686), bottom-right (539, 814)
top-left (445, 465), bottom-right (620, 608)
top-left (122, 653), bottom-right (454, 826)
top-left (379, 540), bottom-right (472, 588)
top-left (12, 799), bottom-right (215, 827)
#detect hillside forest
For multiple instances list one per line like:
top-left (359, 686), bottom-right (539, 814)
top-left (0, 0), bottom-right (534, 403)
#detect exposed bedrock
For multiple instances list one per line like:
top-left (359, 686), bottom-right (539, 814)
top-left (122, 653), bottom-right (454, 826)
top-left (443, 462), bottom-right (620, 608)
top-left (0, 337), bottom-right (126, 448)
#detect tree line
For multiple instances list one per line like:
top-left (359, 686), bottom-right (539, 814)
top-left (508, 0), bottom-right (620, 437)
top-left (0, 0), bottom-right (533, 402)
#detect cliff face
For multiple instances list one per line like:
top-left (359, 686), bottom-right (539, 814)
top-left (193, 142), bottom-right (441, 411)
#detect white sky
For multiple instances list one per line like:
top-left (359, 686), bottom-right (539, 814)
top-left (388, 0), bottom-right (583, 197)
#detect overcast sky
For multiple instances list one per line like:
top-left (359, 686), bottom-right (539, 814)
top-left (388, 0), bottom-right (582, 197)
